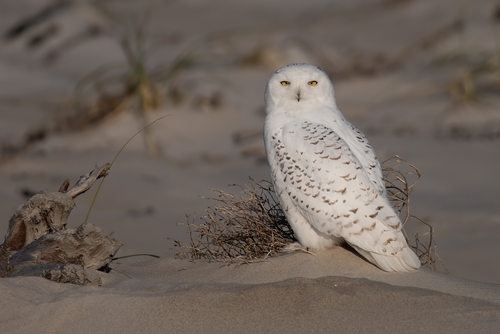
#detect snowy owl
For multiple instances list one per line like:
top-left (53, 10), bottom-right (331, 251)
top-left (263, 63), bottom-right (421, 272)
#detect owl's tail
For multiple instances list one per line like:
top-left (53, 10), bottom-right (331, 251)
top-left (348, 243), bottom-right (421, 272)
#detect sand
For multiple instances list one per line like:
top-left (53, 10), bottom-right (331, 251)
top-left (2, 250), bottom-right (500, 333)
top-left (1, 0), bottom-right (500, 332)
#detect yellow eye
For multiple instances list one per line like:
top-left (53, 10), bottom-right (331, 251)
top-left (308, 81), bottom-right (318, 86)
top-left (280, 81), bottom-right (290, 86)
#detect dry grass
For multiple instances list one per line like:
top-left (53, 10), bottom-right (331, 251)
top-left (382, 156), bottom-right (447, 272)
top-left (172, 180), bottom-right (296, 264)
top-left (447, 55), bottom-right (500, 105)
top-left (68, 11), bottom-right (192, 157)
top-left (71, 22), bottom-right (165, 157)
top-left (174, 157), bottom-right (446, 272)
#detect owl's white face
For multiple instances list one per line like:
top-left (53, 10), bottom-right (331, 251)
top-left (264, 63), bottom-right (335, 113)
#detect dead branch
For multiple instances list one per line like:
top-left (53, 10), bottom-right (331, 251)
top-left (66, 163), bottom-right (110, 198)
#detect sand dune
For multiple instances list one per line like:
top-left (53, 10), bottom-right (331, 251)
top-left (2, 249), bottom-right (500, 333)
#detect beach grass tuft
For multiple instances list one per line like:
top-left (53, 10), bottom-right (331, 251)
top-left (172, 180), bottom-right (295, 264)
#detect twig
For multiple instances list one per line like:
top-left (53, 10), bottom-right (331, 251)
top-left (66, 163), bottom-right (111, 198)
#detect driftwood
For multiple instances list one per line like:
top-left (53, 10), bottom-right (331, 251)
top-left (0, 163), bottom-right (122, 285)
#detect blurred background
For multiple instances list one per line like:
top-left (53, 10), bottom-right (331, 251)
top-left (0, 0), bottom-right (499, 283)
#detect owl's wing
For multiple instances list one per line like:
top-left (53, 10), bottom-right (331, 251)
top-left (343, 122), bottom-right (386, 196)
top-left (272, 120), bottom-right (420, 271)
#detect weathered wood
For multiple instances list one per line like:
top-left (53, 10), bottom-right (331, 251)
top-left (66, 163), bottom-right (110, 198)
top-left (0, 163), bottom-right (120, 285)
top-left (12, 263), bottom-right (102, 286)
top-left (0, 191), bottom-right (75, 266)
top-left (3, 223), bottom-right (121, 286)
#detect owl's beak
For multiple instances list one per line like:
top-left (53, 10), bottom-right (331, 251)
top-left (295, 88), bottom-right (301, 102)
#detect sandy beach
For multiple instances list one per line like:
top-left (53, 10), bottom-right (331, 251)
top-left (2, 251), bottom-right (500, 333)
top-left (1, 0), bottom-right (499, 332)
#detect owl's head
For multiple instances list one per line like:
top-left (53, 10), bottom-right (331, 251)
top-left (264, 63), bottom-right (336, 113)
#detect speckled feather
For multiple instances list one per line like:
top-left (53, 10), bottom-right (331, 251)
top-left (264, 63), bottom-right (420, 272)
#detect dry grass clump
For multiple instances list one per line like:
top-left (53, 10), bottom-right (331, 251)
top-left (66, 8), bottom-right (193, 157)
top-left (382, 156), bottom-right (447, 272)
top-left (172, 181), bottom-right (296, 264)
top-left (174, 157), bottom-right (446, 272)
top-left (71, 21), bottom-right (179, 158)
top-left (446, 55), bottom-right (500, 105)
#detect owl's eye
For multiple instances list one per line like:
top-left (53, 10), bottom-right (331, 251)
top-left (308, 81), bottom-right (318, 86)
top-left (280, 81), bottom-right (290, 86)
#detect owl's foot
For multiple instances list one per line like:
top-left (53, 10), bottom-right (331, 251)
top-left (282, 242), bottom-right (315, 255)
top-left (283, 242), bottom-right (303, 252)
